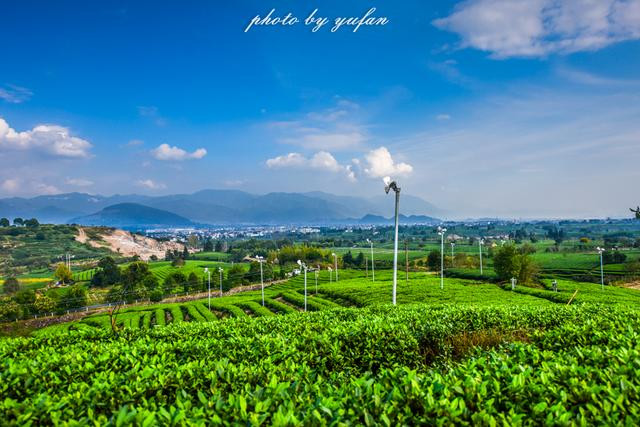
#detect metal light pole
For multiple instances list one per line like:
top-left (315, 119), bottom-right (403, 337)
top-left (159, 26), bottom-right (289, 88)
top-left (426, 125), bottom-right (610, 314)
top-left (204, 267), bottom-right (211, 310)
top-left (218, 267), bottom-right (223, 297)
top-left (384, 176), bottom-right (401, 305)
top-left (332, 253), bottom-right (338, 281)
top-left (328, 266), bottom-right (333, 283)
top-left (297, 260), bottom-right (308, 312)
top-left (437, 227), bottom-right (447, 290)
top-left (450, 242), bottom-right (455, 266)
top-left (479, 238), bottom-right (484, 275)
top-left (596, 247), bottom-right (605, 290)
top-left (511, 277), bottom-right (516, 290)
top-left (256, 255), bottom-right (265, 306)
top-left (367, 238), bottom-right (375, 281)
top-left (315, 268), bottom-right (319, 294)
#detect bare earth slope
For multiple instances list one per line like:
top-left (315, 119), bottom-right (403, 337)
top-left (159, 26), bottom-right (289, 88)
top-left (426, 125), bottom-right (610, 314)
top-left (76, 227), bottom-right (184, 260)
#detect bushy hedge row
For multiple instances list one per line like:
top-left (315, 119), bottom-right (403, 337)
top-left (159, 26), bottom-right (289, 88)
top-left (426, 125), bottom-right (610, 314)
top-left (2, 304), bottom-right (638, 424)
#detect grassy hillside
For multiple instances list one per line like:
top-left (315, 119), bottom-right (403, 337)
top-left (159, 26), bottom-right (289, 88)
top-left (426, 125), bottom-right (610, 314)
top-left (0, 224), bottom-right (114, 275)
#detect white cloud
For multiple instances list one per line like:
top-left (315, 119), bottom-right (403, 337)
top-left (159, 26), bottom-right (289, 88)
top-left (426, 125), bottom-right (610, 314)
top-left (436, 114), bottom-right (452, 120)
top-left (363, 147), bottom-right (413, 178)
top-left (434, 0), bottom-right (640, 58)
top-left (65, 177), bottom-right (93, 187)
top-left (150, 143), bottom-right (207, 161)
top-left (309, 151), bottom-right (343, 172)
top-left (266, 151), bottom-right (357, 181)
top-left (1, 179), bottom-right (20, 193)
top-left (0, 117), bottom-right (92, 158)
top-left (0, 85), bottom-right (32, 104)
top-left (136, 179), bottom-right (166, 190)
top-left (34, 182), bottom-right (60, 195)
top-left (266, 152), bottom-right (307, 168)
top-left (0, 179), bottom-right (60, 195)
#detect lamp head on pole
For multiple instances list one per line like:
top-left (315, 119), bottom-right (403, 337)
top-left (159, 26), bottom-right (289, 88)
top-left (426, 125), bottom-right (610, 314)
top-left (204, 267), bottom-right (209, 273)
top-left (383, 176), bottom-right (400, 194)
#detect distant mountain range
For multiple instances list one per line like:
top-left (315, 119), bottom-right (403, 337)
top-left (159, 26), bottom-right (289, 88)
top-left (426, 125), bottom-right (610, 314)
top-left (0, 189), bottom-right (443, 227)
top-left (71, 203), bottom-right (195, 228)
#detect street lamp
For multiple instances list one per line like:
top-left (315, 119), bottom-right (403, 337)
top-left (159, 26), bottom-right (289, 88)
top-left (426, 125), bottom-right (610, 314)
top-left (596, 247), bottom-right (605, 290)
top-left (315, 267), bottom-right (319, 294)
top-left (384, 176), bottom-right (401, 305)
top-left (366, 239), bottom-right (375, 282)
top-left (331, 253), bottom-right (338, 281)
top-left (328, 266), bottom-right (333, 283)
top-left (256, 255), bottom-right (265, 306)
top-left (479, 238), bottom-right (485, 275)
top-left (218, 267), bottom-right (224, 297)
top-left (297, 260), bottom-right (308, 312)
top-left (437, 227), bottom-right (447, 290)
top-left (204, 267), bottom-right (211, 310)
top-left (450, 242), bottom-right (455, 266)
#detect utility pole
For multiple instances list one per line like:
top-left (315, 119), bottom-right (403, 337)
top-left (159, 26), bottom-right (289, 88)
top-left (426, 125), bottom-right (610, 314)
top-left (405, 239), bottom-right (409, 284)
top-left (384, 176), bottom-right (401, 305)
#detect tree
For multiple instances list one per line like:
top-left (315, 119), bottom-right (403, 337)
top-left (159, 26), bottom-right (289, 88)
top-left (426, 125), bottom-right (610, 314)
top-left (58, 285), bottom-right (87, 310)
top-left (91, 256), bottom-right (121, 287)
top-left (203, 239), bottom-right (214, 252)
top-left (54, 263), bottom-right (73, 285)
top-left (493, 245), bottom-right (520, 280)
top-left (493, 244), bottom-right (539, 284)
top-left (603, 251), bottom-right (627, 264)
top-left (343, 251), bottom-right (354, 267)
top-left (427, 250), bottom-right (441, 271)
top-left (2, 277), bottom-right (20, 294)
top-left (13, 218), bottom-right (24, 226)
top-left (518, 243), bottom-right (536, 255)
top-left (227, 264), bottom-right (245, 288)
top-left (0, 297), bottom-right (22, 321)
top-left (34, 295), bottom-right (56, 314)
top-left (187, 234), bottom-right (199, 249)
top-left (187, 272), bottom-right (199, 292)
top-left (182, 245), bottom-right (190, 260)
top-left (24, 218), bottom-right (39, 228)
top-left (0, 218), bottom-right (9, 227)
top-left (215, 240), bottom-right (223, 252)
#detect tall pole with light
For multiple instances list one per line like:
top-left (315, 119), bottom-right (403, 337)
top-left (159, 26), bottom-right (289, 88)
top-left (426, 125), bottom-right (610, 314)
top-left (256, 255), bottom-right (265, 306)
top-left (204, 267), bottom-right (211, 310)
top-left (297, 260), bottom-right (308, 312)
top-left (479, 238), bottom-right (485, 275)
top-left (331, 253), bottom-right (338, 281)
top-left (596, 246), bottom-right (605, 290)
top-left (437, 226), bottom-right (447, 290)
top-left (384, 176), bottom-right (401, 305)
top-left (367, 238), bottom-right (375, 282)
top-left (218, 267), bottom-right (224, 297)
top-left (450, 242), bottom-right (455, 266)
top-left (315, 267), bottom-right (319, 294)
top-left (328, 266), bottom-right (333, 283)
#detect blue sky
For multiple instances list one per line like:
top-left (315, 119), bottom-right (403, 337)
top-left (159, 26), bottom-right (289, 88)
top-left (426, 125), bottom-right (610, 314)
top-left (1, 0), bottom-right (639, 218)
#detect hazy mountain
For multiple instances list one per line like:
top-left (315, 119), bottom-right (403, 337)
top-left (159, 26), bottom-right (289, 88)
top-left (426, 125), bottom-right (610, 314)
top-left (69, 203), bottom-right (195, 228)
top-left (0, 189), bottom-right (443, 226)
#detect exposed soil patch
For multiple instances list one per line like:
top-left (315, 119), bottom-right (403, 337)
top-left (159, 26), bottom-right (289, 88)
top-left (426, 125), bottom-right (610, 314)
top-left (76, 226), bottom-right (185, 261)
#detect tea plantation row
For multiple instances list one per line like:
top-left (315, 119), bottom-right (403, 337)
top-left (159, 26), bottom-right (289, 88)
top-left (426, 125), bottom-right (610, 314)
top-left (1, 304), bottom-right (639, 424)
